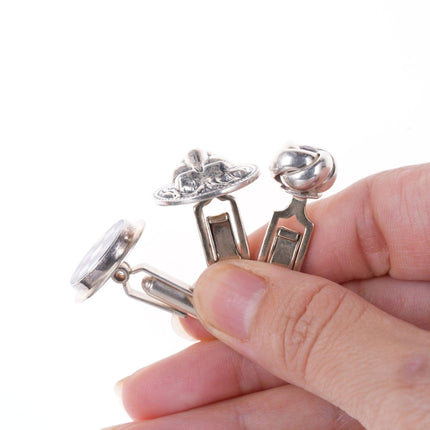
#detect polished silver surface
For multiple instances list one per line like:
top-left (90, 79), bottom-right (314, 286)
top-left (142, 267), bottom-right (196, 318)
top-left (194, 195), bottom-right (250, 265)
top-left (154, 149), bottom-right (259, 205)
top-left (271, 145), bottom-right (336, 199)
top-left (114, 263), bottom-right (196, 318)
top-left (258, 196), bottom-right (314, 271)
top-left (71, 220), bottom-right (144, 302)
top-left (154, 149), bottom-right (257, 265)
top-left (259, 145), bottom-right (336, 270)
top-left (71, 219), bottom-right (197, 317)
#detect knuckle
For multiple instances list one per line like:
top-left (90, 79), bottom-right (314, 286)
top-left (355, 177), bottom-right (391, 278)
top-left (231, 402), bottom-right (250, 430)
top-left (363, 352), bottom-right (430, 430)
top-left (274, 279), bottom-right (354, 382)
top-left (380, 353), bottom-right (430, 429)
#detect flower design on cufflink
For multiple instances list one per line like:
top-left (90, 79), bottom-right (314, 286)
top-left (258, 145), bottom-right (336, 271)
top-left (70, 220), bottom-right (197, 318)
top-left (154, 149), bottom-right (259, 265)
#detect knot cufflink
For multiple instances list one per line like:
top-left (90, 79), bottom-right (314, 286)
top-left (259, 145), bottom-right (336, 270)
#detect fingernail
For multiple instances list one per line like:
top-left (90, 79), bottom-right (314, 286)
top-left (101, 424), bottom-right (138, 430)
top-left (194, 263), bottom-right (266, 339)
top-left (115, 378), bottom-right (124, 400)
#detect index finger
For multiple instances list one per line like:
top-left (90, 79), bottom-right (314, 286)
top-left (249, 163), bottom-right (430, 283)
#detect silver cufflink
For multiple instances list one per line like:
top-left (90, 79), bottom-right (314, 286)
top-left (258, 145), bottom-right (336, 270)
top-left (70, 219), bottom-right (197, 318)
top-left (70, 145), bottom-right (336, 318)
top-left (154, 149), bottom-right (259, 265)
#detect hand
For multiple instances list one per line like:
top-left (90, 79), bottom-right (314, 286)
top-left (107, 165), bottom-right (430, 430)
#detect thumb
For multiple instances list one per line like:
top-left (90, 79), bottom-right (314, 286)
top-left (193, 260), bottom-right (430, 430)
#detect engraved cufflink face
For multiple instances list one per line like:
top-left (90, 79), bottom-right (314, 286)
top-left (259, 145), bottom-right (336, 270)
top-left (154, 149), bottom-right (259, 205)
top-left (154, 149), bottom-right (259, 265)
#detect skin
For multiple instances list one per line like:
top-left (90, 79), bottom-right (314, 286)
top-left (105, 164), bottom-right (430, 430)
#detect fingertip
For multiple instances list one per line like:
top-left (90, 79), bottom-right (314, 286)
top-left (171, 314), bottom-right (198, 341)
top-left (193, 260), bottom-right (268, 341)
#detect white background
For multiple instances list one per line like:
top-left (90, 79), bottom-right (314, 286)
top-left (0, 1), bottom-right (429, 429)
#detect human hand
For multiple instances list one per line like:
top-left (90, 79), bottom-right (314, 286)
top-left (107, 165), bottom-right (430, 430)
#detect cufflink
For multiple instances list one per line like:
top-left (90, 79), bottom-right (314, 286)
top-left (154, 149), bottom-right (259, 265)
top-left (70, 219), bottom-right (197, 317)
top-left (258, 145), bottom-right (336, 270)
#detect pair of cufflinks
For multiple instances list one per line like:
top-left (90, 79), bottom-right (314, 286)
top-left (70, 145), bottom-right (336, 318)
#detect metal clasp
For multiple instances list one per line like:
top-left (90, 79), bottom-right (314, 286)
top-left (258, 197), bottom-right (313, 270)
top-left (194, 195), bottom-right (250, 265)
top-left (154, 149), bottom-right (259, 266)
top-left (258, 145), bottom-right (336, 270)
top-left (113, 262), bottom-right (197, 318)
